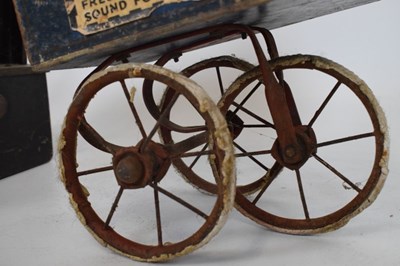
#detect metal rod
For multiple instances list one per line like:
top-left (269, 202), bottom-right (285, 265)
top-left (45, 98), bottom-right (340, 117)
top-left (216, 66), bottom-right (224, 96)
top-left (252, 162), bottom-right (282, 204)
top-left (150, 183), bottom-right (208, 219)
top-left (229, 81), bottom-right (262, 118)
top-left (233, 141), bottom-right (269, 172)
top-left (105, 186), bottom-right (124, 227)
top-left (120, 80), bottom-right (147, 139)
top-left (295, 169), bottom-right (310, 220)
top-left (235, 149), bottom-right (271, 158)
top-left (313, 154), bottom-right (362, 192)
top-left (152, 181), bottom-right (164, 246)
top-left (141, 92), bottom-right (179, 153)
top-left (308, 81), bottom-right (341, 127)
top-left (231, 102), bottom-right (275, 128)
top-left (77, 165), bottom-right (114, 176)
top-left (317, 132), bottom-right (375, 148)
top-left (188, 144), bottom-right (209, 169)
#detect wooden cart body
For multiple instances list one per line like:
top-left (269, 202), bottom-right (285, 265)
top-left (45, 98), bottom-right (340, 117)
top-left (13, 0), bottom-right (378, 71)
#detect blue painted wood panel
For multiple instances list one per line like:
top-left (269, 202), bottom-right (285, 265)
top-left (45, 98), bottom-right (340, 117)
top-left (12, 0), bottom-right (378, 70)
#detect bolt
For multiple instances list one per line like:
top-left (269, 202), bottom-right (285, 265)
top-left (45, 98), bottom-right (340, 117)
top-left (284, 145), bottom-right (297, 158)
top-left (116, 154), bottom-right (144, 185)
top-left (0, 95), bottom-right (7, 119)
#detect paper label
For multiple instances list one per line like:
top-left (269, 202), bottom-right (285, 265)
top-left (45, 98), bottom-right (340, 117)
top-left (65, 0), bottom-right (197, 35)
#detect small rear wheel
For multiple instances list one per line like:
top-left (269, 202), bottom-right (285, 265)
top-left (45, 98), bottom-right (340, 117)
top-left (220, 55), bottom-right (388, 234)
top-left (158, 56), bottom-right (263, 195)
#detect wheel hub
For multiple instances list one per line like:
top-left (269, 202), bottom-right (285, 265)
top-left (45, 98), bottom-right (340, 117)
top-left (226, 110), bottom-right (244, 139)
top-left (112, 142), bottom-right (171, 189)
top-left (271, 125), bottom-right (317, 170)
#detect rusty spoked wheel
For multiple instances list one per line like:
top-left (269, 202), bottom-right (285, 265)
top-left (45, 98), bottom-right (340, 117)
top-left (219, 55), bottom-right (388, 234)
top-left (59, 63), bottom-right (235, 261)
top-left (158, 56), bottom-right (264, 195)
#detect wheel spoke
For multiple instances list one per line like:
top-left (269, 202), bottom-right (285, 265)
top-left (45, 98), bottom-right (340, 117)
top-left (120, 80), bottom-right (147, 139)
top-left (105, 186), bottom-right (124, 227)
top-left (229, 81), bottom-right (262, 117)
top-left (308, 81), bottom-right (341, 127)
top-left (77, 165), bottom-right (113, 176)
top-left (179, 146), bottom-right (212, 159)
top-left (150, 183), bottom-right (208, 219)
top-left (234, 141), bottom-right (269, 172)
top-left (216, 66), bottom-right (224, 96)
top-left (188, 144), bottom-right (209, 169)
top-left (152, 181), bottom-right (163, 246)
top-left (317, 132), bottom-right (375, 148)
top-left (313, 154), bottom-right (362, 192)
top-left (79, 119), bottom-right (120, 154)
top-left (235, 149), bottom-right (271, 158)
top-left (141, 92), bottom-right (180, 152)
top-left (252, 162), bottom-right (282, 204)
top-left (243, 124), bottom-right (273, 128)
top-left (165, 131), bottom-right (208, 158)
top-left (295, 169), bottom-right (310, 220)
top-left (231, 102), bottom-right (274, 128)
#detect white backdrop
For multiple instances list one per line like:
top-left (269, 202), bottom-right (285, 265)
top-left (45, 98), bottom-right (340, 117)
top-left (1, 0), bottom-right (399, 265)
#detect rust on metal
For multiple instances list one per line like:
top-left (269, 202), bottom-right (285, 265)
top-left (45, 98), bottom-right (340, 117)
top-left (55, 21), bottom-right (389, 261)
top-left (223, 54), bottom-right (388, 234)
top-left (60, 62), bottom-right (236, 262)
top-left (77, 24), bottom-right (304, 169)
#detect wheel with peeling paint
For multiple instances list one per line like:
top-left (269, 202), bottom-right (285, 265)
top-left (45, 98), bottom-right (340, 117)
top-left (219, 55), bottom-right (388, 234)
top-left (59, 63), bottom-right (235, 262)
top-left (157, 56), bottom-right (266, 195)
